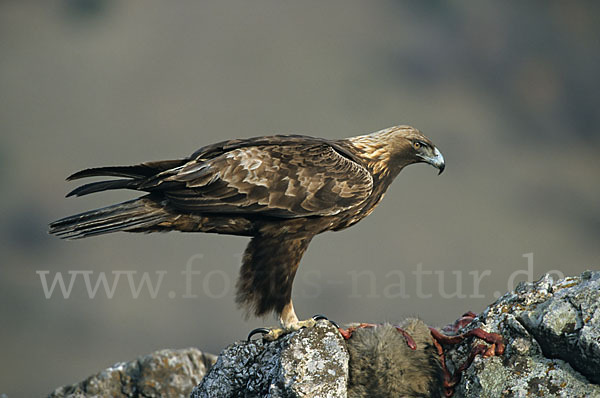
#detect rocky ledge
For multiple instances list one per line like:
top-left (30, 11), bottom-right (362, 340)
top-left (452, 270), bottom-right (599, 397)
top-left (50, 271), bottom-right (600, 397)
top-left (49, 348), bottom-right (216, 398)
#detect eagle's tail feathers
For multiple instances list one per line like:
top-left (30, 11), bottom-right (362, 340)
top-left (49, 197), bottom-right (167, 240)
top-left (67, 160), bottom-right (186, 181)
top-left (67, 166), bottom-right (153, 181)
top-left (66, 179), bottom-right (138, 197)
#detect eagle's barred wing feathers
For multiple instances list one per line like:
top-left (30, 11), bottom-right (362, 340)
top-left (162, 143), bottom-right (373, 218)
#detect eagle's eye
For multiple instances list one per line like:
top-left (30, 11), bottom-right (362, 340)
top-left (413, 141), bottom-right (422, 150)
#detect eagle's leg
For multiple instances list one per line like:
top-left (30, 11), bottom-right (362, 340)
top-left (248, 312), bottom-right (332, 341)
top-left (241, 234), bottom-right (333, 341)
top-left (279, 299), bottom-right (300, 327)
top-left (255, 300), bottom-right (321, 341)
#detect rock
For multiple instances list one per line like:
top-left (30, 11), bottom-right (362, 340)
top-left (49, 348), bottom-right (217, 398)
top-left (192, 318), bottom-right (446, 398)
top-left (450, 270), bottom-right (600, 397)
top-left (48, 272), bottom-right (600, 398)
top-left (192, 271), bottom-right (600, 398)
top-left (191, 320), bottom-right (349, 398)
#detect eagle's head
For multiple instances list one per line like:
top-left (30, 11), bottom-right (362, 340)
top-left (349, 125), bottom-right (445, 176)
top-left (395, 126), bottom-right (445, 175)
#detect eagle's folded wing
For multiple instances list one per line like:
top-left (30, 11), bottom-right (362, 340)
top-left (156, 143), bottom-right (373, 218)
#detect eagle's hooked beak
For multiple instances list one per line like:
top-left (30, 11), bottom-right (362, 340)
top-left (418, 147), bottom-right (445, 175)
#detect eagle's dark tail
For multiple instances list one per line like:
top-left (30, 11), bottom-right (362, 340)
top-left (49, 196), bottom-right (169, 240)
top-left (64, 160), bottom-right (184, 198)
top-left (49, 160), bottom-right (186, 240)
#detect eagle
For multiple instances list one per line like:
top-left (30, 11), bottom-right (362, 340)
top-left (49, 125), bottom-right (445, 338)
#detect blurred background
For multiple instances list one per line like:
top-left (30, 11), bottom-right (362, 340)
top-left (1, 0), bottom-right (599, 395)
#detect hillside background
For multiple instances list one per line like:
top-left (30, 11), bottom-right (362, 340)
top-left (1, 1), bottom-right (598, 396)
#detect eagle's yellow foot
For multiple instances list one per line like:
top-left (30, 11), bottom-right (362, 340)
top-left (247, 315), bottom-right (335, 341)
top-left (264, 318), bottom-right (317, 341)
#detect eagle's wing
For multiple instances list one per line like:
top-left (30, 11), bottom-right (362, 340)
top-left (150, 143), bottom-right (373, 218)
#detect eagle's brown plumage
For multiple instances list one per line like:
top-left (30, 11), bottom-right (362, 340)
top-left (49, 125), bottom-right (445, 329)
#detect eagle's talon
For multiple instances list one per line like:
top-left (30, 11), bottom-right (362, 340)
top-left (250, 317), bottom-right (324, 341)
top-left (311, 314), bottom-right (339, 328)
top-left (261, 329), bottom-right (283, 341)
top-left (247, 327), bottom-right (271, 341)
top-left (252, 327), bottom-right (287, 341)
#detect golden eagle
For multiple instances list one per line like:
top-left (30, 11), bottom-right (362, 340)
top-left (50, 125), bottom-right (444, 337)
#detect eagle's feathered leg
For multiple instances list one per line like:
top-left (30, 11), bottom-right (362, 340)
top-left (238, 233), bottom-right (322, 340)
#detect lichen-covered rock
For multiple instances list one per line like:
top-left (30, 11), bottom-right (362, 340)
top-left (49, 348), bottom-right (216, 398)
top-left (48, 272), bottom-right (600, 398)
top-left (191, 320), bottom-right (348, 398)
top-left (451, 270), bottom-right (600, 397)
